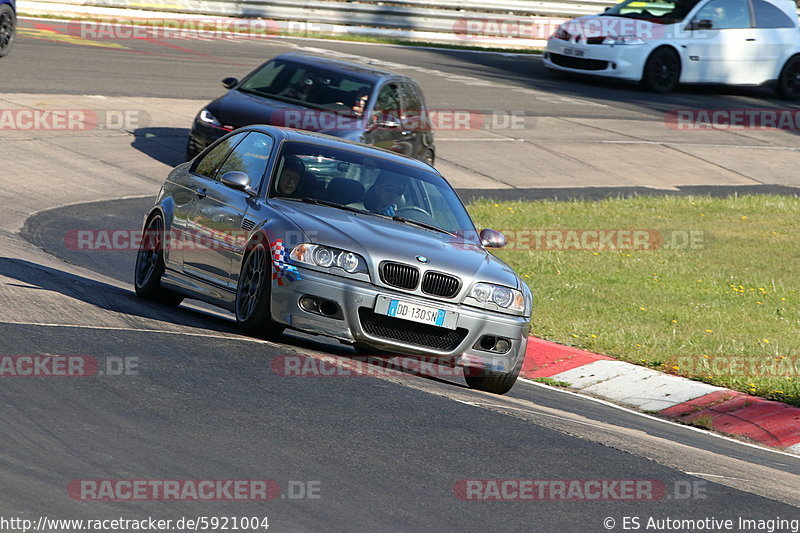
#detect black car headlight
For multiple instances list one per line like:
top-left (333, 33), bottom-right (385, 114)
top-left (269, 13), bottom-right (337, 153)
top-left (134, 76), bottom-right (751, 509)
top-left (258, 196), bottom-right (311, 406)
top-left (198, 108), bottom-right (223, 128)
top-left (290, 244), bottom-right (368, 274)
top-left (468, 282), bottom-right (525, 312)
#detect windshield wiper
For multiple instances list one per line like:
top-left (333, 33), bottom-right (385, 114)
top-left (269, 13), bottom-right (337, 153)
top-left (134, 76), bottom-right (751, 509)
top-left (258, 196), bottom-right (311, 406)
top-left (282, 196), bottom-right (373, 215)
top-left (391, 216), bottom-right (457, 237)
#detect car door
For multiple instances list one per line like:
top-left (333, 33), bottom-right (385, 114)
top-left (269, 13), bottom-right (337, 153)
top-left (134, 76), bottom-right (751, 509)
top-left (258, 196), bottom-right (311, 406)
top-left (170, 132), bottom-right (248, 271)
top-left (749, 0), bottom-right (798, 81)
top-left (363, 82), bottom-right (411, 157)
top-left (182, 131), bottom-right (275, 289)
top-left (681, 0), bottom-right (761, 84)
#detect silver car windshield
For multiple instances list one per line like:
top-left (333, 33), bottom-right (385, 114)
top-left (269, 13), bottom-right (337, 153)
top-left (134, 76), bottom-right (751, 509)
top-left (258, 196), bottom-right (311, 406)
top-left (269, 142), bottom-right (478, 239)
top-left (603, 0), bottom-right (701, 22)
top-left (237, 59), bottom-right (374, 117)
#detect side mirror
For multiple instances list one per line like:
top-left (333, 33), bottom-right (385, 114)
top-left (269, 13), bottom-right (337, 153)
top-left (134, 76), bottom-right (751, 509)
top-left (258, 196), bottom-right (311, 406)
top-left (688, 19), bottom-right (713, 30)
top-left (222, 77), bottom-right (239, 89)
top-left (220, 171), bottom-right (256, 196)
top-left (604, 6), bottom-right (610, 12)
top-left (480, 228), bottom-right (507, 249)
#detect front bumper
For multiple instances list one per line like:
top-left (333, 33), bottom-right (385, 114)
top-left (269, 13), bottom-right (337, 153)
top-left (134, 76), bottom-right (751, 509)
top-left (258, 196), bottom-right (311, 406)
top-left (544, 38), bottom-right (650, 82)
top-left (188, 120), bottom-right (230, 155)
top-left (271, 267), bottom-right (530, 373)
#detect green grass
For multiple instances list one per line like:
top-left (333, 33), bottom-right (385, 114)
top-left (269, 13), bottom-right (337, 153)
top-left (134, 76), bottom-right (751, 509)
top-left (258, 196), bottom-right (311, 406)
top-left (467, 194), bottom-right (800, 406)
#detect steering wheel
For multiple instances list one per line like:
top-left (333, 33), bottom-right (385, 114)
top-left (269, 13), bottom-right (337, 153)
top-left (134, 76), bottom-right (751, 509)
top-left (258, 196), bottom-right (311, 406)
top-left (395, 206), bottom-right (432, 219)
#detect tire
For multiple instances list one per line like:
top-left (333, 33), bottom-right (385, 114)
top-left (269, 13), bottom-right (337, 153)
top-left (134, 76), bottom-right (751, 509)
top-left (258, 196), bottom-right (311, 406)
top-left (0, 4), bottom-right (16, 58)
top-left (464, 355), bottom-right (523, 395)
top-left (185, 138), bottom-right (200, 161)
top-left (641, 47), bottom-right (681, 94)
top-left (134, 214), bottom-right (184, 306)
top-left (420, 149), bottom-right (434, 167)
top-left (776, 55), bottom-right (800, 101)
top-left (235, 243), bottom-right (284, 340)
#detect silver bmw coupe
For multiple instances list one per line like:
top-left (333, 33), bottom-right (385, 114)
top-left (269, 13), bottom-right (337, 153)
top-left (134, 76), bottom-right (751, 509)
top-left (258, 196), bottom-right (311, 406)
top-left (135, 126), bottom-right (531, 394)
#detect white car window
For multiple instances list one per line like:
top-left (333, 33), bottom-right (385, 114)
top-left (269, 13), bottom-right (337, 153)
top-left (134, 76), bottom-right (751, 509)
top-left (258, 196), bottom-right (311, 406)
top-left (695, 0), bottom-right (752, 28)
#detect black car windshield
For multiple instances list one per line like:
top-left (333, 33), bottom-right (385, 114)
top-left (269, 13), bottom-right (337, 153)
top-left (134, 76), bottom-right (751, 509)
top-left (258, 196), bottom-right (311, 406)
top-left (602, 0), bottom-right (701, 22)
top-left (237, 59), bottom-right (374, 117)
top-left (269, 142), bottom-right (479, 241)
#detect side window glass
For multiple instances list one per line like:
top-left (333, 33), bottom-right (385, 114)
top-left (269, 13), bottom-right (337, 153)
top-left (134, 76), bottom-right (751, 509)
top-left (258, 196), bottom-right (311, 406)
top-left (194, 133), bottom-right (247, 179)
top-left (216, 132), bottom-right (275, 188)
top-left (694, 0), bottom-right (751, 28)
top-left (373, 84), bottom-right (401, 123)
top-left (752, 0), bottom-right (794, 27)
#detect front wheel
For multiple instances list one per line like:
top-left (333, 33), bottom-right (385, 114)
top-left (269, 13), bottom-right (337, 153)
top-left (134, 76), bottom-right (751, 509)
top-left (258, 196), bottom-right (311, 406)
top-left (235, 243), bottom-right (284, 339)
top-left (641, 47), bottom-right (681, 94)
top-left (776, 55), bottom-right (800, 101)
top-left (134, 214), bottom-right (183, 306)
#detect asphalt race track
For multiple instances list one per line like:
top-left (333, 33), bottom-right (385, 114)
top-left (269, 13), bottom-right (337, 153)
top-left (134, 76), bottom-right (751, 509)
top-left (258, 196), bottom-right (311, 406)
top-left (1, 19), bottom-right (799, 532)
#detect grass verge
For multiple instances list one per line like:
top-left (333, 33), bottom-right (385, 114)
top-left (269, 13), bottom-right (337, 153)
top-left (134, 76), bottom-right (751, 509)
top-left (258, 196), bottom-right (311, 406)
top-left (468, 194), bottom-right (800, 407)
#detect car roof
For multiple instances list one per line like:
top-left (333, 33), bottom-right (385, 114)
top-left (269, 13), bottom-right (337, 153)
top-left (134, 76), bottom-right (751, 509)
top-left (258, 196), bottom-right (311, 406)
top-left (271, 53), bottom-right (412, 83)
top-left (247, 125), bottom-right (439, 173)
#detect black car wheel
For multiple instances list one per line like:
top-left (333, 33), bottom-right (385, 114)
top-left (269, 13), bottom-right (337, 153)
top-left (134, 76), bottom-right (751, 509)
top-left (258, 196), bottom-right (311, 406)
top-left (0, 4), bottom-right (15, 58)
top-left (134, 214), bottom-right (184, 306)
top-left (776, 55), bottom-right (800, 101)
top-left (235, 243), bottom-right (284, 339)
top-left (185, 137), bottom-right (201, 161)
top-left (642, 47), bottom-right (681, 94)
top-left (421, 150), bottom-right (434, 167)
top-left (464, 356), bottom-right (523, 395)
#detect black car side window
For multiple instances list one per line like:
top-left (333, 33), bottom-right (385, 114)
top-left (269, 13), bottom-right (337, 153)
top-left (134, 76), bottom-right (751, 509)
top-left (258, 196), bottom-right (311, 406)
top-left (194, 132), bottom-right (247, 179)
top-left (215, 132), bottom-right (275, 190)
top-left (373, 84), bottom-right (402, 123)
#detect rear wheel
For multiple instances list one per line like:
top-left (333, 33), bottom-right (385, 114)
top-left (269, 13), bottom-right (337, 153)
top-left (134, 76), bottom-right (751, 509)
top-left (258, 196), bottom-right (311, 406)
top-left (0, 4), bottom-right (16, 58)
top-left (642, 47), bottom-right (681, 94)
top-left (235, 243), bottom-right (284, 339)
top-left (134, 214), bottom-right (183, 306)
top-left (776, 55), bottom-right (800, 100)
top-left (420, 149), bottom-right (434, 167)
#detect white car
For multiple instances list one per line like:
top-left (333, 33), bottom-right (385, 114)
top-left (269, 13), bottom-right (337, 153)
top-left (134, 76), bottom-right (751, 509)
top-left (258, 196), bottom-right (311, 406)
top-left (544, 0), bottom-right (800, 99)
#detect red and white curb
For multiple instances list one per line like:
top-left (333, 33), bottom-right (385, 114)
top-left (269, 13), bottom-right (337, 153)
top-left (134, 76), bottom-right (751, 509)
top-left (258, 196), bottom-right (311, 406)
top-left (521, 337), bottom-right (800, 455)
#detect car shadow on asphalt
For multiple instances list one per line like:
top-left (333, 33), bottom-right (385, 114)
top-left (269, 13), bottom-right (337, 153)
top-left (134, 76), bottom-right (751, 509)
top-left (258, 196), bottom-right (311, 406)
top-left (131, 127), bottom-right (191, 168)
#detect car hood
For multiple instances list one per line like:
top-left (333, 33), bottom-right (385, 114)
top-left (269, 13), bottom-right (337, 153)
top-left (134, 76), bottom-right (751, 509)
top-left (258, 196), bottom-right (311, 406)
top-left (271, 200), bottom-right (522, 291)
top-left (563, 15), bottom-right (679, 39)
top-left (207, 90), bottom-right (310, 130)
top-left (207, 90), bottom-right (365, 133)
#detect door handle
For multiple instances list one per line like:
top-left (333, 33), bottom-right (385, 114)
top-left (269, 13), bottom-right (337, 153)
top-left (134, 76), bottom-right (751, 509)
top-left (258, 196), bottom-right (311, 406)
top-left (195, 188), bottom-right (207, 199)
top-left (745, 38), bottom-right (756, 41)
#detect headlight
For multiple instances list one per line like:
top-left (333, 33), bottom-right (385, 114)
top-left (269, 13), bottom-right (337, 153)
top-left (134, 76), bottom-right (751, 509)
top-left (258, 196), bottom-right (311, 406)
top-left (602, 35), bottom-right (645, 45)
top-left (198, 108), bottom-right (223, 128)
top-left (469, 283), bottom-right (525, 312)
top-left (290, 244), bottom-right (367, 274)
top-left (552, 26), bottom-right (571, 40)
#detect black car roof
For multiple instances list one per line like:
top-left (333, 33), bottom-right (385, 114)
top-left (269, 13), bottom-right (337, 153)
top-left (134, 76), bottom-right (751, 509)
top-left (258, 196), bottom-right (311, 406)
top-left (249, 125), bottom-right (439, 174)
top-left (271, 53), bottom-right (409, 82)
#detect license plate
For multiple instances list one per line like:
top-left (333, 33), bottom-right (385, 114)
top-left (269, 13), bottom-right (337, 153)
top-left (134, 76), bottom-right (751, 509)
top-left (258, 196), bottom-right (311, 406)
top-left (563, 47), bottom-right (585, 57)
top-left (374, 295), bottom-right (457, 330)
